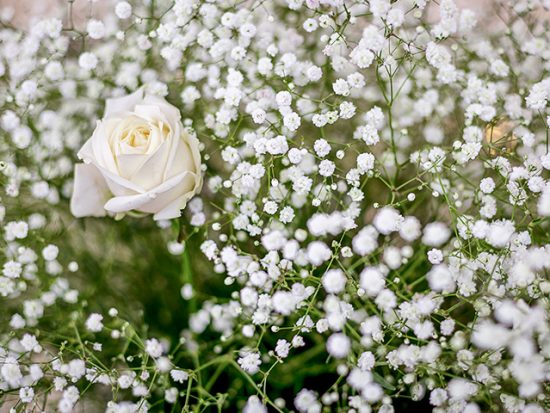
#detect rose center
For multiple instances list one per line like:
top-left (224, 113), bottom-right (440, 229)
top-left (123, 125), bottom-right (151, 148)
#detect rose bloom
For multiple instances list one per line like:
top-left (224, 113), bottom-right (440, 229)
top-left (70, 88), bottom-right (202, 220)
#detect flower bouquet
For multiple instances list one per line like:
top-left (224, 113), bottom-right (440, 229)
top-left (0, 0), bottom-right (549, 412)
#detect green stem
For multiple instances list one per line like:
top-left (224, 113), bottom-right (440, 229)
top-left (229, 361), bottom-right (284, 413)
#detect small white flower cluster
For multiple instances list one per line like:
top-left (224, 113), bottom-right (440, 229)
top-left (1, 0), bottom-right (550, 412)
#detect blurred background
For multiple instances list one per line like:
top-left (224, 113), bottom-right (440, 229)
top-left (2, 0), bottom-right (494, 30)
top-left (1, 0), bottom-right (114, 29)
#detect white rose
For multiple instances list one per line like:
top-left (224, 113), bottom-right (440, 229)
top-left (70, 88), bottom-right (202, 221)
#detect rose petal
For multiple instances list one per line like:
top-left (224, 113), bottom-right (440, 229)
top-left (143, 94), bottom-right (181, 122)
top-left (79, 123), bottom-right (121, 176)
top-left (104, 88), bottom-right (145, 117)
top-left (103, 192), bottom-right (154, 214)
top-left (185, 132), bottom-right (203, 193)
top-left (103, 171), bottom-right (194, 213)
top-left (187, 132), bottom-right (203, 176)
top-left (133, 104), bottom-right (171, 125)
top-left (94, 163), bottom-right (146, 195)
top-left (77, 135), bottom-right (94, 161)
top-left (164, 132), bottom-right (196, 179)
top-left (152, 180), bottom-right (201, 221)
top-left (115, 153), bottom-right (150, 180)
top-left (139, 172), bottom-right (196, 214)
top-left (153, 195), bottom-right (187, 221)
top-left (129, 140), bottom-right (172, 190)
top-left (70, 164), bottom-right (110, 218)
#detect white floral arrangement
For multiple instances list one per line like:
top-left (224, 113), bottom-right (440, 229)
top-left (0, 0), bottom-right (549, 412)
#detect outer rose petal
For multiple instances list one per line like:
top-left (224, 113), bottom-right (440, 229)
top-left (187, 133), bottom-right (203, 179)
top-left (103, 192), bottom-right (157, 214)
top-left (153, 180), bottom-right (201, 221)
top-left (153, 195), bottom-right (189, 221)
top-left (104, 88), bottom-right (145, 117)
top-left (102, 171), bottom-right (195, 216)
top-left (94, 162), bottom-right (146, 195)
top-left (139, 172), bottom-right (197, 214)
top-left (142, 95), bottom-right (181, 123)
top-left (70, 164), bottom-right (110, 218)
top-left (164, 132), bottom-right (196, 179)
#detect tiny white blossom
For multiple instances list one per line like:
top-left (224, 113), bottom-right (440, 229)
top-left (85, 313), bottom-right (104, 332)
